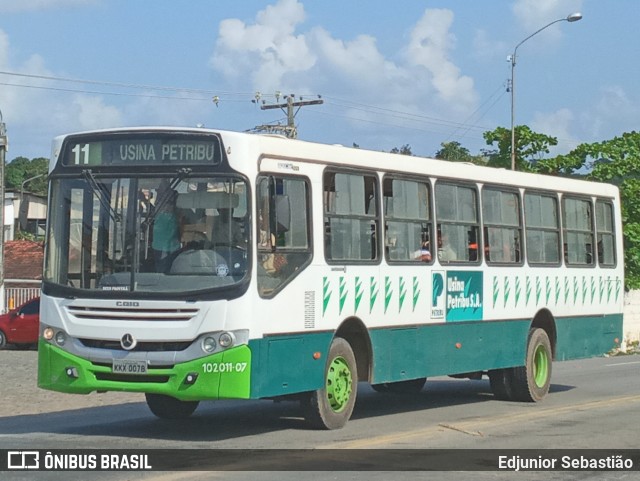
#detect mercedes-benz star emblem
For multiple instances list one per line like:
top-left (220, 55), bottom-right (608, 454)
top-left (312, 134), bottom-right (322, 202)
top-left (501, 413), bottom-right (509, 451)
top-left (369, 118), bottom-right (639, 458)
top-left (121, 333), bottom-right (137, 351)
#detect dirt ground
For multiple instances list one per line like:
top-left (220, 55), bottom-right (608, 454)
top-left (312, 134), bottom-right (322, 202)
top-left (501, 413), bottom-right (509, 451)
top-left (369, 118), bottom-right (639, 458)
top-left (0, 348), bottom-right (141, 416)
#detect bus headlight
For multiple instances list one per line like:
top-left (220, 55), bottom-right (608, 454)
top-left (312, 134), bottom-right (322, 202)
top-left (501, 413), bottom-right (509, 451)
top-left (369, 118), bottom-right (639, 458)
top-left (55, 331), bottom-right (67, 346)
top-left (218, 332), bottom-right (235, 348)
top-left (43, 327), bottom-right (55, 341)
top-left (202, 336), bottom-right (217, 353)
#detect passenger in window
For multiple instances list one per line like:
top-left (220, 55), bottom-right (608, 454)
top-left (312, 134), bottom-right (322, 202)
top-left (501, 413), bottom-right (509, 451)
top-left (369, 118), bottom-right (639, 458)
top-left (414, 241), bottom-right (432, 262)
top-left (438, 230), bottom-right (457, 262)
top-left (152, 186), bottom-right (182, 272)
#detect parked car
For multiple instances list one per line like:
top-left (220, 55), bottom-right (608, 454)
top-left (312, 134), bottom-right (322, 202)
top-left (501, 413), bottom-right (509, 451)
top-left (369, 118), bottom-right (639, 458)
top-left (0, 297), bottom-right (40, 349)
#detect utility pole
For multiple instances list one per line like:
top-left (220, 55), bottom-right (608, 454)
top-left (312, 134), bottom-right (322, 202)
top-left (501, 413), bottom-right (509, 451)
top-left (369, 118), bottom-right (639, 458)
top-left (255, 94), bottom-right (323, 139)
top-left (0, 114), bottom-right (7, 313)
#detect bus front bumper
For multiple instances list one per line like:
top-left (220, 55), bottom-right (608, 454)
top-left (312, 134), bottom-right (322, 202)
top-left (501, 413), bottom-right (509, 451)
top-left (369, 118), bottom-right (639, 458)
top-left (37, 340), bottom-right (252, 401)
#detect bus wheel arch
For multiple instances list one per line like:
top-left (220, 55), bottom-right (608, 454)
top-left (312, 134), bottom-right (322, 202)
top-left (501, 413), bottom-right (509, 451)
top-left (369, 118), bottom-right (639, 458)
top-left (530, 308), bottom-right (557, 360)
top-left (334, 317), bottom-right (372, 383)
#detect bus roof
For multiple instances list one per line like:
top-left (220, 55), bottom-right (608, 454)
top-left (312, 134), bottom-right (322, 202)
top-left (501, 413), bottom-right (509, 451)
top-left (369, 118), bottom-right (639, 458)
top-left (52, 126), bottom-right (618, 198)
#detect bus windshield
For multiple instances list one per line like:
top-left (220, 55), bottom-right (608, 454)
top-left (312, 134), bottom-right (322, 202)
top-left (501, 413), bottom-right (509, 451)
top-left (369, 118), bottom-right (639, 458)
top-left (44, 174), bottom-right (249, 294)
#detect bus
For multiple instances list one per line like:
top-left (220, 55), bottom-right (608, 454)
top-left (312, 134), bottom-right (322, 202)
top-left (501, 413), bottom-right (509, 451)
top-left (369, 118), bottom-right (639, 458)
top-left (38, 127), bottom-right (624, 429)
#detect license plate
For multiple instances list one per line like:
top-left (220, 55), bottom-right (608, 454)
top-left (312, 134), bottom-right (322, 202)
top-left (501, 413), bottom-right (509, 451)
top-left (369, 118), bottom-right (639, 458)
top-left (112, 359), bottom-right (148, 374)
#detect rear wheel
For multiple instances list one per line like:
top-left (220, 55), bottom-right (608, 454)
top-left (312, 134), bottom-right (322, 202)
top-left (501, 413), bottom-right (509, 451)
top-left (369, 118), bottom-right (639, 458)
top-left (488, 368), bottom-right (515, 400)
top-left (145, 393), bottom-right (199, 419)
top-left (302, 337), bottom-right (357, 430)
top-left (0, 330), bottom-right (6, 349)
top-left (372, 377), bottom-right (426, 394)
top-left (510, 328), bottom-right (553, 402)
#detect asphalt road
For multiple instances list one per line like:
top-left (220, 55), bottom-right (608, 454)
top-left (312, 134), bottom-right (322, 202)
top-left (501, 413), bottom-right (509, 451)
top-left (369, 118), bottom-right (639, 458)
top-left (0, 349), bottom-right (638, 480)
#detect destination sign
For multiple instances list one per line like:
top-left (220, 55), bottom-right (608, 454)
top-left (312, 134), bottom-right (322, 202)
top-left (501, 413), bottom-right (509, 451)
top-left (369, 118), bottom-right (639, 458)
top-left (62, 134), bottom-right (222, 166)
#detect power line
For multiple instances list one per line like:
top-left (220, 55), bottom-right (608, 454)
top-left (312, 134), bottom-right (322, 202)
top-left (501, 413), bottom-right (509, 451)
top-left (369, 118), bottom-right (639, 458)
top-left (0, 70), bottom-right (259, 98)
top-left (0, 69), bottom-right (501, 146)
top-left (252, 93), bottom-right (324, 138)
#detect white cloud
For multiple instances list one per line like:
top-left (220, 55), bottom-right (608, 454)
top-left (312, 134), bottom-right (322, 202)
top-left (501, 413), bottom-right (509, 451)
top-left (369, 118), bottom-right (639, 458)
top-left (0, 0), bottom-right (97, 13)
top-left (473, 29), bottom-right (508, 61)
top-left (404, 9), bottom-right (476, 107)
top-left (211, 0), bottom-right (315, 92)
top-left (0, 27), bottom-right (124, 156)
top-left (531, 108), bottom-right (578, 153)
top-left (211, 3), bottom-right (478, 126)
top-left (581, 86), bottom-right (638, 140)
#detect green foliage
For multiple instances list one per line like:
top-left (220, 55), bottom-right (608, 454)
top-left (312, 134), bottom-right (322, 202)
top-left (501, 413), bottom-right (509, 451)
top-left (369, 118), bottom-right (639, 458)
top-left (435, 141), bottom-right (471, 162)
top-left (483, 125), bottom-right (558, 171)
top-left (15, 230), bottom-right (36, 241)
top-left (578, 132), bottom-right (640, 288)
top-left (390, 144), bottom-right (413, 156)
top-left (5, 156), bottom-right (48, 196)
top-left (440, 128), bottom-right (640, 288)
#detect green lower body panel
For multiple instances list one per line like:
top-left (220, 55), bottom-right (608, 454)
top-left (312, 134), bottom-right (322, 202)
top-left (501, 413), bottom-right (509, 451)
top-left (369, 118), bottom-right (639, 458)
top-left (37, 341), bottom-right (251, 401)
top-left (370, 320), bottom-right (531, 383)
top-left (37, 314), bottom-right (623, 401)
top-left (248, 332), bottom-right (333, 399)
top-left (555, 314), bottom-right (623, 361)
top-left (369, 314), bottom-right (623, 384)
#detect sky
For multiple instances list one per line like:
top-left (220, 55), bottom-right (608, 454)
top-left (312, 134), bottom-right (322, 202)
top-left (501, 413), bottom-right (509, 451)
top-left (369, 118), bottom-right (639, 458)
top-left (0, 0), bottom-right (638, 162)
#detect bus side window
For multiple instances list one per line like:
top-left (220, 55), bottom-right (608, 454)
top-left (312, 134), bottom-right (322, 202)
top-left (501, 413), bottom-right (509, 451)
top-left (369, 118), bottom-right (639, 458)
top-left (257, 175), bottom-right (312, 297)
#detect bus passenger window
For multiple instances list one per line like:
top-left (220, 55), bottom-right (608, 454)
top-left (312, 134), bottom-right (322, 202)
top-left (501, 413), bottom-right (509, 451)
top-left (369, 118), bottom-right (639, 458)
top-left (257, 175), bottom-right (312, 297)
top-left (383, 177), bottom-right (432, 264)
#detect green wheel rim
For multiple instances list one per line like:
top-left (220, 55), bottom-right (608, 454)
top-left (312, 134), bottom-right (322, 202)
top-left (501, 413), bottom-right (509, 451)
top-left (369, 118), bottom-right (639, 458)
top-left (533, 344), bottom-right (549, 388)
top-left (326, 355), bottom-right (353, 412)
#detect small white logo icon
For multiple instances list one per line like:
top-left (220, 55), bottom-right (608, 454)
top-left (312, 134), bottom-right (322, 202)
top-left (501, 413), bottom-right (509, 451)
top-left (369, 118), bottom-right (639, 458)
top-left (8, 451), bottom-right (40, 469)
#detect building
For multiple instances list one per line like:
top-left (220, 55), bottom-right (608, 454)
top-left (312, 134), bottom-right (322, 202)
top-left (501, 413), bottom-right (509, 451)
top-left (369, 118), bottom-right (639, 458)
top-left (4, 190), bottom-right (47, 241)
top-left (1, 192), bottom-right (46, 312)
top-left (3, 239), bottom-right (43, 312)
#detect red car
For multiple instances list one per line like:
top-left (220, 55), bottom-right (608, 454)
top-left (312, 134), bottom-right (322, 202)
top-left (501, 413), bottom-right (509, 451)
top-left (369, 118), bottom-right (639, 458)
top-left (0, 297), bottom-right (40, 349)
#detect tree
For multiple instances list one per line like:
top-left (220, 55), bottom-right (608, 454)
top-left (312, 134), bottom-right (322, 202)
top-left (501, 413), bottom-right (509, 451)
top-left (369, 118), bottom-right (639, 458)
top-left (528, 131), bottom-right (640, 288)
top-left (4, 156), bottom-right (48, 196)
top-left (483, 126), bottom-right (558, 171)
top-left (390, 144), bottom-right (413, 156)
top-left (566, 132), bottom-right (640, 288)
top-left (435, 141), bottom-right (471, 162)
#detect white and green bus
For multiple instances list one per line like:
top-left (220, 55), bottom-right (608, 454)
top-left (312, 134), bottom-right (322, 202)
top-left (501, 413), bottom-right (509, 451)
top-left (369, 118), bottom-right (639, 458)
top-left (38, 127), bottom-right (623, 429)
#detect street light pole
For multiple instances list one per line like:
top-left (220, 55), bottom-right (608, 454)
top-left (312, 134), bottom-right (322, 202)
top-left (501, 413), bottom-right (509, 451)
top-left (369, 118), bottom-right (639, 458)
top-left (510, 12), bottom-right (582, 170)
top-left (0, 113), bottom-right (7, 312)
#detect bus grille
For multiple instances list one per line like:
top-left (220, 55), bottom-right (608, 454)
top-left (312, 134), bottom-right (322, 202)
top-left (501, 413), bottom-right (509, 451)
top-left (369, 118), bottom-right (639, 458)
top-left (79, 339), bottom-right (192, 352)
top-left (65, 305), bottom-right (199, 322)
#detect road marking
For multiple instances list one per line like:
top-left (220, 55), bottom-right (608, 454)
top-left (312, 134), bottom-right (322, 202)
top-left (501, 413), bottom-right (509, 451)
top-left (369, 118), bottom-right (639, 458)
top-left (605, 360), bottom-right (640, 367)
top-left (324, 394), bottom-right (640, 449)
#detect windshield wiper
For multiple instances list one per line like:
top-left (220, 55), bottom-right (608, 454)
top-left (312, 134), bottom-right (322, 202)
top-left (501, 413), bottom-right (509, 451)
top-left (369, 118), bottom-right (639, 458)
top-left (143, 168), bottom-right (192, 228)
top-left (82, 169), bottom-right (121, 223)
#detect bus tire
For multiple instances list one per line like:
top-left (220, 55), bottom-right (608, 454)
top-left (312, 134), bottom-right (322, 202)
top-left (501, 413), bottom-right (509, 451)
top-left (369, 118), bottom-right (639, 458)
top-left (488, 368), bottom-right (515, 400)
top-left (145, 393), bottom-right (199, 419)
top-left (510, 328), bottom-right (552, 402)
top-left (372, 377), bottom-right (426, 394)
top-left (302, 337), bottom-right (357, 430)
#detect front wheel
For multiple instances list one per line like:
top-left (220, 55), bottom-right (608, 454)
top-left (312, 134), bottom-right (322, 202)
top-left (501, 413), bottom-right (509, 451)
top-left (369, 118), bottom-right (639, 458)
top-left (302, 337), bottom-right (357, 430)
top-left (510, 328), bottom-right (553, 402)
top-left (145, 393), bottom-right (199, 419)
top-left (0, 330), bottom-right (6, 349)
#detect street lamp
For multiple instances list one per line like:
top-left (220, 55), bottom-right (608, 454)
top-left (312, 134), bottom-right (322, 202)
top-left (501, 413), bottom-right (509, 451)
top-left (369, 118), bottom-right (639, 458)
top-left (509, 12), bottom-right (582, 170)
